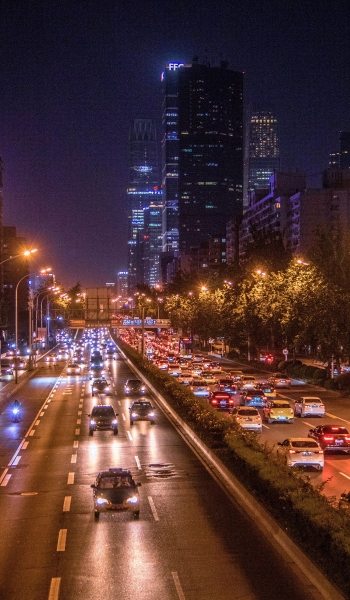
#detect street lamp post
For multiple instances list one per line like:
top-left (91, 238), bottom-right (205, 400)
top-left (15, 274), bottom-right (30, 384)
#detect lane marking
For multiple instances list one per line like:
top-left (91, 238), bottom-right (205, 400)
top-left (67, 473), bottom-right (74, 484)
top-left (172, 572), bottom-right (185, 600)
top-left (148, 496), bottom-right (159, 521)
top-left (340, 472), bottom-right (350, 481)
top-left (63, 392), bottom-right (72, 395)
top-left (63, 496), bottom-right (71, 512)
top-left (11, 456), bottom-right (21, 466)
top-left (326, 412), bottom-right (350, 425)
top-left (35, 420), bottom-right (40, 426)
top-left (262, 424), bottom-right (270, 429)
top-left (78, 411), bottom-right (82, 416)
top-left (76, 419), bottom-right (81, 425)
top-left (135, 455), bottom-right (141, 469)
top-left (57, 529), bottom-right (67, 551)
top-left (127, 431), bottom-right (132, 441)
top-left (122, 414), bottom-right (126, 421)
top-left (48, 577), bottom-right (61, 600)
top-left (8, 442), bottom-right (24, 466)
top-left (118, 400), bottom-right (121, 406)
top-left (302, 421), bottom-right (314, 428)
top-left (40, 411), bottom-right (45, 417)
top-left (22, 441), bottom-right (29, 450)
top-left (1, 474), bottom-right (12, 486)
top-left (44, 405), bottom-right (48, 409)
top-left (71, 454), bottom-right (77, 463)
top-left (75, 428), bottom-right (80, 435)
top-left (73, 441), bottom-right (79, 448)
top-left (79, 403), bottom-right (83, 408)
top-left (29, 430), bottom-right (35, 436)
top-left (0, 469), bottom-right (9, 485)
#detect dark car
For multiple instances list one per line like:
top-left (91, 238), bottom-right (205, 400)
top-left (124, 379), bottom-right (147, 395)
top-left (88, 405), bottom-right (118, 436)
top-left (91, 468), bottom-right (141, 519)
top-left (91, 378), bottom-right (112, 396)
top-left (106, 348), bottom-right (117, 359)
top-left (89, 367), bottom-right (104, 380)
top-left (308, 425), bottom-right (350, 452)
top-left (129, 401), bottom-right (156, 424)
top-left (209, 391), bottom-right (234, 410)
top-left (217, 378), bottom-right (237, 394)
top-left (240, 390), bottom-right (268, 407)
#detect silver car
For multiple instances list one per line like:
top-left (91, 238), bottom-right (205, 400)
top-left (294, 396), bottom-right (325, 418)
top-left (277, 437), bottom-right (324, 470)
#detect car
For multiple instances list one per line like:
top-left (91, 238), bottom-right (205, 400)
top-left (124, 379), bottom-right (147, 395)
top-left (91, 378), bottom-right (112, 396)
top-left (277, 438), bottom-right (324, 470)
top-left (190, 383), bottom-right (211, 398)
top-left (255, 383), bottom-right (276, 398)
top-left (238, 376), bottom-right (257, 390)
top-left (263, 400), bottom-right (294, 423)
top-left (178, 371), bottom-right (193, 385)
top-left (268, 373), bottom-right (291, 388)
top-left (209, 391), bottom-right (234, 410)
top-left (168, 365), bottom-right (181, 376)
top-left (240, 390), bottom-right (268, 408)
top-left (91, 468), bottom-right (141, 519)
top-left (57, 351), bottom-right (69, 360)
top-left (88, 405), bottom-right (119, 436)
top-left (228, 370), bottom-right (244, 381)
top-left (89, 367), bottom-right (105, 379)
top-left (201, 371), bottom-right (217, 384)
top-left (217, 378), bottom-right (236, 393)
top-left (210, 363), bottom-right (222, 373)
top-left (191, 365), bottom-right (203, 377)
top-left (129, 401), bottom-right (156, 424)
top-left (231, 407), bottom-right (262, 432)
top-left (66, 363), bottom-right (81, 375)
top-left (294, 396), bottom-right (325, 418)
top-left (106, 349), bottom-right (117, 359)
top-left (45, 355), bottom-right (57, 365)
top-left (308, 425), bottom-right (350, 452)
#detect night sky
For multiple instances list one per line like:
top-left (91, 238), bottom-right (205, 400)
top-left (1, 0), bottom-right (349, 288)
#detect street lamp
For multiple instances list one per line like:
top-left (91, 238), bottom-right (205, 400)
top-left (0, 248), bottom-right (37, 267)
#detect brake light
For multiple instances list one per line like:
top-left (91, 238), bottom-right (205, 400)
top-left (323, 436), bottom-right (334, 441)
top-left (289, 450), bottom-right (296, 454)
top-left (211, 400), bottom-right (218, 404)
top-left (345, 437), bottom-right (350, 442)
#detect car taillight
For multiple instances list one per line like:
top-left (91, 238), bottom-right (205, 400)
top-left (323, 436), bottom-right (334, 441)
top-left (211, 399), bottom-right (217, 404)
top-left (345, 437), bottom-right (350, 442)
top-left (289, 450), bottom-right (296, 454)
top-left (229, 399), bottom-right (234, 404)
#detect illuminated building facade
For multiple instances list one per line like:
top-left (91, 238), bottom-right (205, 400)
top-left (161, 60), bottom-right (244, 256)
top-left (248, 108), bottom-right (280, 195)
top-left (127, 119), bottom-right (160, 293)
top-left (143, 197), bottom-right (163, 287)
top-left (330, 132), bottom-right (350, 170)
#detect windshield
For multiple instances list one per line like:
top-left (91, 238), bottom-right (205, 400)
top-left (291, 441), bottom-right (319, 448)
top-left (238, 409), bottom-right (259, 416)
top-left (92, 407), bottom-right (114, 417)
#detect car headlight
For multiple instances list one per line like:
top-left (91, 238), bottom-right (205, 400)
top-left (141, 387), bottom-right (146, 393)
top-left (96, 497), bottom-right (108, 505)
top-left (131, 412), bottom-right (138, 417)
top-left (125, 387), bottom-right (130, 391)
top-left (148, 412), bottom-right (155, 418)
top-left (126, 496), bottom-right (139, 504)
top-left (112, 419), bottom-right (118, 425)
top-left (105, 387), bottom-right (109, 391)
top-left (90, 420), bottom-right (96, 425)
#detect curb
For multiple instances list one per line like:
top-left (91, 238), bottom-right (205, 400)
top-left (118, 345), bottom-right (345, 600)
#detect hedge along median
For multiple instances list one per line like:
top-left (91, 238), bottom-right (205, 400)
top-left (117, 339), bottom-right (350, 598)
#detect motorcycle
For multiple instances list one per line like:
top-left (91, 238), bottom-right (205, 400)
top-left (11, 403), bottom-right (21, 422)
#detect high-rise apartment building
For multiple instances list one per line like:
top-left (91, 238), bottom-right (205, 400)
top-left (127, 119), bottom-right (160, 293)
top-left (143, 197), bottom-right (163, 288)
top-left (329, 132), bottom-right (350, 170)
top-left (161, 59), bottom-right (244, 256)
top-left (248, 107), bottom-right (280, 195)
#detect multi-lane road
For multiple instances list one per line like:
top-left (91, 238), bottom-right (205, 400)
top-left (0, 343), bottom-right (325, 600)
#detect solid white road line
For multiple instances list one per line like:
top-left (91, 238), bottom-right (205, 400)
top-left (67, 473), bottom-right (74, 484)
top-left (75, 428), bottom-right (80, 435)
top-left (0, 474), bottom-right (11, 487)
top-left (57, 529), bottom-right (67, 551)
top-left (127, 431), bottom-right (132, 441)
top-left (340, 472), bottom-right (350, 481)
top-left (48, 577), bottom-right (61, 600)
top-left (134, 455), bottom-right (141, 469)
top-left (11, 456), bottom-right (21, 466)
top-left (0, 469), bottom-right (9, 485)
top-left (63, 496), bottom-right (71, 512)
top-left (71, 454), bottom-right (77, 463)
top-left (172, 572), bottom-right (186, 600)
top-left (148, 496), bottom-right (159, 521)
top-left (73, 441), bottom-right (79, 448)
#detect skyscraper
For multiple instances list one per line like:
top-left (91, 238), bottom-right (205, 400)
top-left (248, 107), bottom-right (280, 196)
top-left (143, 197), bottom-right (163, 288)
top-left (127, 119), bottom-right (160, 293)
top-left (161, 59), bottom-right (244, 255)
top-left (329, 132), bottom-right (350, 170)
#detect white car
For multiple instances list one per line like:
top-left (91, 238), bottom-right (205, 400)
top-left (201, 371), bottom-right (217, 384)
top-left (231, 407), bottom-right (262, 432)
top-left (190, 384), bottom-right (210, 398)
top-left (277, 438), bottom-right (324, 470)
top-left (294, 396), bottom-right (325, 418)
top-left (239, 376), bottom-right (257, 390)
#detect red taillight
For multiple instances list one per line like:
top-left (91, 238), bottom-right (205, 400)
top-left (289, 450), bottom-right (296, 454)
top-left (345, 437), bottom-right (350, 442)
top-left (211, 400), bottom-right (218, 404)
top-left (229, 399), bottom-right (234, 404)
top-left (323, 436), bottom-right (334, 441)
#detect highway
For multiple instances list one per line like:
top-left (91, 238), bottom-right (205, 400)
top-left (0, 344), bottom-right (318, 600)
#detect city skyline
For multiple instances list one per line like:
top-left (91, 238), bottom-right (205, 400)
top-left (0, 0), bottom-right (349, 287)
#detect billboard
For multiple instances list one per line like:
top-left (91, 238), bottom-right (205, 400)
top-left (85, 288), bottom-right (112, 325)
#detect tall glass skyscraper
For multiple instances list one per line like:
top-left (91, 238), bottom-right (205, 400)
top-left (248, 108), bottom-right (280, 195)
top-left (161, 60), bottom-right (244, 254)
top-left (127, 119), bottom-right (160, 292)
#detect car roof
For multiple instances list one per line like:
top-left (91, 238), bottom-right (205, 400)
top-left (299, 396), bottom-right (322, 401)
top-left (92, 404), bottom-right (114, 410)
top-left (98, 468), bottom-right (132, 478)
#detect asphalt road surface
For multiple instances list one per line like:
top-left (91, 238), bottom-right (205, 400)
top-left (0, 347), bottom-right (321, 600)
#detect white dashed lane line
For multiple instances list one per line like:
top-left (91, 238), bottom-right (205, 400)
top-left (127, 431), bottom-right (132, 441)
top-left (35, 420), bottom-right (40, 426)
top-left (73, 441), bottom-right (79, 448)
top-left (75, 428), bottom-right (80, 435)
top-left (134, 455), bottom-right (141, 469)
top-left (63, 496), bottom-right (71, 512)
top-left (67, 473), bottom-right (74, 484)
top-left (122, 414), bottom-right (126, 421)
top-left (71, 455), bottom-right (77, 464)
top-left (48, 577), bottom-right (61, 600)
top-left (29, 430), bottom-right (35, 436)
top-left (57, 529), bottom-right (67, 551)
top-left (172, 572), bottom-right (186, 600)
top-left (148, 496), bottom-right (159, 521)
